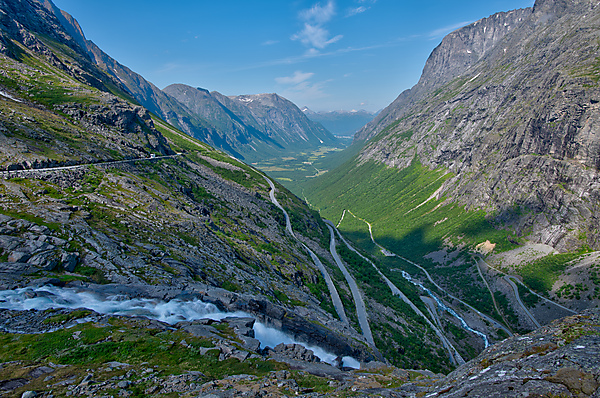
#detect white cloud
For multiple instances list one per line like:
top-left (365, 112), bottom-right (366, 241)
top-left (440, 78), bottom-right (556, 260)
top-left (275, 71), bottom-right (329, 102)
top-left (292, 1), bottom-right (342, 50)
top-left (299, 1), bottom-right (336, 24)
top-left (275, 71), bottom-right (314, 85)
top-left (346, 6), bottom-right (368, 17)
top-left (291, 24), bottom-right (343, 49)
top-left (287, 80), bottom-right (328, 97)
top-left (262, 40), bottom-right (279, 46)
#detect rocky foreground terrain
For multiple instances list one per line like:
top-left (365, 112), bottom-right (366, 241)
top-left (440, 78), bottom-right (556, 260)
top-left (0, 0), bottom-right (598, 396)
top-left (0, 303), bottom-right (598, 397)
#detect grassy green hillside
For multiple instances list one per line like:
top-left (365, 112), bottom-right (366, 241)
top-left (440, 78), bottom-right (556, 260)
top-left (305, 157), bottom-right (521, 328)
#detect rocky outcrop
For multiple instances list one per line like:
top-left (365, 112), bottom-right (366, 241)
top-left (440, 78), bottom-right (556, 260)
top-left (419, 8), bottom-right (531, 91)
top-left (354, 8), bottom-right (531, 142)
top-left (0, 215), bottom-right (80, 283)
top-left (426, 308), bottom-right (600, 397)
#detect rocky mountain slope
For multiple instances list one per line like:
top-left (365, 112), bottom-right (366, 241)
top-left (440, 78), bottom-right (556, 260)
top-left (352, 0), bottom-right (600, 252)
top-left (354, 7), bottom-right (532, 142)
top-left (162, 84), bottom-right (338, 162)
top-left (0, 0), bottom-right (384, 363)
top-left (307, 0), bottom-right (600, 339)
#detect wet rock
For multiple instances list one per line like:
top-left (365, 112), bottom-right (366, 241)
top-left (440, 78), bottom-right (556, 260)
top-left (269, 343), bottom-right (320, 363)
top-left (239, 336), bottom-right (261, 352)
top-left (28, 278), bottom-right (65, 288)
top-left (223, 316), bottom-right (255, 338)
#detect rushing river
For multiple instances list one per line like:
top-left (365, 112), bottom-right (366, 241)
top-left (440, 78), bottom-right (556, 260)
top-left (0, 286), bottom-right (360, 368)
top-left (400, 271), bottom-right (490, 347)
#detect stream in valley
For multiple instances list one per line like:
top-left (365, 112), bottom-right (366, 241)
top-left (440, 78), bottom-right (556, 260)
top-left (0, 285), bottom-right (360, 368)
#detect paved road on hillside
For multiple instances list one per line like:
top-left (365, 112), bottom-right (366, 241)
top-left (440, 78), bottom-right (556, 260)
top-left (0, 153), bottom-right (182, 178)
top-left (477, 257), bottom-right (577, 315)
top-left (504, 275), bottom-right (541, 328)
top-left (325, 220), bottom-right (465, 366)
top-left (263, 176), bottom-right (349, 325)
top-left (475, 259), bottom-right (513, 332)
top-left (325, 223), bottom-right (375, 347)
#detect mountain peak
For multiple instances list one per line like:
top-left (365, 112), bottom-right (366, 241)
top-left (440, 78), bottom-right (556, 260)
top-left (301, 106), bottom-right (315, 115)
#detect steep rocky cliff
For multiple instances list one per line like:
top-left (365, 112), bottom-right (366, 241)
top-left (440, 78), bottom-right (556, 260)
top-left (355, 7), bottom-right (532, 142)
top-left (345, 0), bottom-right (600, 252)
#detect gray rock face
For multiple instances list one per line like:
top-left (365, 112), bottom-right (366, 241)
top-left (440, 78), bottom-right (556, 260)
top-left (419, 8), bottom-right (532, 91)
top-left (352, 0), bottom-right (600, 251)
top-left (426, 308), bottom-right (600, 397)
top-left (268, 343), bottom-right (320, 363)
top-left (355, 8), bottom-right (531, 143)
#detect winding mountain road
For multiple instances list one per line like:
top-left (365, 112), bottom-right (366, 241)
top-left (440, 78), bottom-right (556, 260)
top-left (325, 220), bottom-right (465, 366)
top-left (325, 223), bottom-right (374, 347)
top-left (504, 275), bottom-right (541, 328)
top-left (262, 176), bottom-right (349, 325)
top-left (339, 210), bottom-right (514, 337)
top-left (475, 259), bottom-right (513, 333)
top-left (478, 257), bottom-right (576, 315)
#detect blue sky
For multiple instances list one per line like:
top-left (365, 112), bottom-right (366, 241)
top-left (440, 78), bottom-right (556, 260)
top-left (53, 0), bottom-right (534, 112)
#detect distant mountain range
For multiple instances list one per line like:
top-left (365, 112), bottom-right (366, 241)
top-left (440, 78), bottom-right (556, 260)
top-left (160, 85), bottom-right (338, 161)
top-left (301, 107), bottom-right (376, 137)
